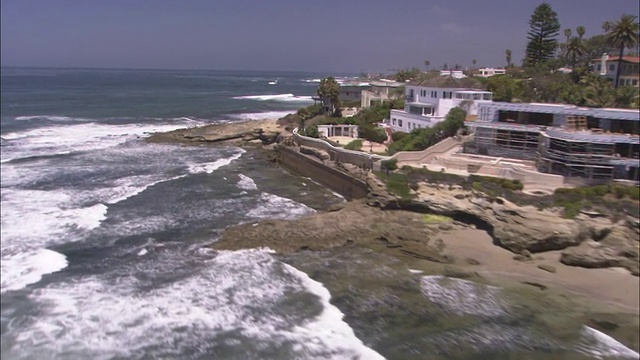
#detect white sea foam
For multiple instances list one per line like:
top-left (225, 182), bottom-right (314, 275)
top-left (302, 78), bottom-right (322, 83)
top-left (420, 275), bottom-right (508, 317)
top-left (237, 174), bottom-right (258, 190)
top-left (187, 149), bottom-right (245, 174)
top-left (1, 121), bottom-right (202, 162)
top-left (247, 192), bottom-right (316, 220)
top-left (9, 249), bottom-right (383, 359)
top-left (228, 111), bottom-right (295, 120)
top-left (0, 248), bottom-right (68, 293)
top-left (14, 115), bottom-right (88, 122)
top-left (280, 262), bottom-right (386, 359)
top-left (577, 326), bottom-right (640, 359)
top-left (233, 93), bottom-right (314, 102)
top-left (102, 174), bottom-right (188, 204)
top-left (0, 189), bottom-right (107, 293)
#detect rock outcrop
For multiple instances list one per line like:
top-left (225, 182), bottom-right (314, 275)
top-left (362, 172), bottom-right (639, 275)
top-left (146, 119), bottom-right (284, 146)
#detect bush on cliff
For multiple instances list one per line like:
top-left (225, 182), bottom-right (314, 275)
top-left (343, 139), bottom-right (363, 151)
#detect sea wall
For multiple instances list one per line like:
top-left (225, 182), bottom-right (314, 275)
top-left (275, 145), bottom-right (369, 200)
top-left (293, 128), bottom-right (388, 171)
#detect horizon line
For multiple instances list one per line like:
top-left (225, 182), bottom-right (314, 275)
top-left (0, 65), bottom-right (368, 75)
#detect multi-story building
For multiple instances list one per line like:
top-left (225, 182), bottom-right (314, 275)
top-left (466, 102), bottom-right (640, 181)
top-left (477, 68), bottom-right (507, 77)
top-left (593, 54), bottom-right (640, 87)
top-left (360, 79), bottom-right (405, 108)
top-left (387, 77), bottom-right (492, 132)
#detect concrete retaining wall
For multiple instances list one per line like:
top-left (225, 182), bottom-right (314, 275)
top-left (276, 145), bottom-right (369, 200)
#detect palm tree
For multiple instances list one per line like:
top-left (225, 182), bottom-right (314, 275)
top-left (606, 14), bottom-right (639, 88)
top-left (563, 28), bottom-right (572, 43)
top-left (472, 59), bottom-right (477, 67)
top-left (602, 21), bottom-right (613, 33)
top-left (565, 37), bottom-right (586, 68)
top-left (505, 49), bottom-right (512, 67)
top-left (576, 25), bottom-right (586, 40)
top-left (424, 60), bottom-right (430, 72)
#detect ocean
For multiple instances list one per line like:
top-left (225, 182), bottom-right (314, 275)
top-left (1, 67), bottom-right (638, 360)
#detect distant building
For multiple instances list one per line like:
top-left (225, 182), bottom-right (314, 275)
top-left (386, 77), bottom-right (492, 133)
top-left (593, 54), bottom-right (639, 87)
top-left (477, 68), bottom-right (507, 77)
top-left (360, 79), bottom-right (405, 108)
top-left (439, 70), bottom-right (466, 79)
top-left (466, 102), bottom-right (640, 181)
top-left (338, 82), bottom-right (371, 103)
top-left (318, 124), bottom-right (359, 139)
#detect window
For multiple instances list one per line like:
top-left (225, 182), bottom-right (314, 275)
top-left (455, 93), bottom-right (463, 99)
top-left (596, 64), bottom-right (601, 71)
top-left (431, 91), bottom-right (437, 98)
top-left (392, 118), bottom-right (396, 125)
top-left (633, 80), bottom-right (638, 86)
top-left (398, 119), bottom-right (403, 127)
top-left (443, 91), bottom-right (452, 99)
top-left (609, 64), bottom-right (615, 71)
top-left (473, 93), bottom-right (481, 100)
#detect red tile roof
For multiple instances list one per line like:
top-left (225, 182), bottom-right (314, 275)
top-left (593, 55), bottom-right (640, 63)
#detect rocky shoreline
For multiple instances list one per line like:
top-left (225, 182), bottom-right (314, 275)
top-left (149, 119), bottom-right (640, 352)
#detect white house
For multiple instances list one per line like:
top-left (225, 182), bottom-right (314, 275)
top-left (477, 68), bottom-right (506, 77)
top-left (439, 70), bottom-right (466, 79)
top-left (593, 53), bottom-right (639, 87)
top-left (386, 77), bottom-right (492, 133)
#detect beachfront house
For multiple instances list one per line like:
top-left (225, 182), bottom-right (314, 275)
top-left (386, 77), bottom-right (492, 133)
top-left (593, 54), bottom-right (640, 88)
top-left (360, 79), bottom-right (405, 108)
top-left (466, 102), bottom-right (640, 181)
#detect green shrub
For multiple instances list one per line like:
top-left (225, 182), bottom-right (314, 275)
top-left (378, 172), bottom-right (412, 200)
top-left (381, 158), bottom-right (398, 171)
top-left (343, 139), bottom-right (363, 151)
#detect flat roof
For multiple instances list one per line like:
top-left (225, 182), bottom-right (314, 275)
top-left (479, 102), bottom-right (640, 121)
top-left (455, 90), bottom-right (492, 94)
top-left (467, 121), bottom-right (640, 144)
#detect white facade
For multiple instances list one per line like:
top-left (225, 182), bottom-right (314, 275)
top-left (387, 86), bottom-right (492, 133)
top-left (593, 54), bottom-right (640, 87)
top-left (439, 70), bottom-right (466, 79)
top-left (477, 68), bottom-right (506, 77)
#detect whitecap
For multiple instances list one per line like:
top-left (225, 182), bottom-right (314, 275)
top-left (227, 111), bottom-right (295, 120)
top-left (232, 93), bottom-right (314, 103)
top-left (187, 149), bottom-right (245, 174)
top-left (247, 192), bottom-right (316, 220)
top-left (1, 121), bottom-right (206, 162)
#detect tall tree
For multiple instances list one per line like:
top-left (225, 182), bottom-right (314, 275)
top-left (606, 14), bottom-right (639, 88)
top-left (506, 49), bottom-right (512, 67)
top-left (565, 37), bottom-right (586, 68)
top-left (524, 3), bottom-right (561, 67)
top-left (576, 25), bottom-right (586, 40)
top-left (424, 60), bottom-right (430, 72)
top-left (317, 77), bottom-right (341, 116)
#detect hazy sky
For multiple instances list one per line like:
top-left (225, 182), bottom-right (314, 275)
top-left (1, 0), bottom-right (638, 73)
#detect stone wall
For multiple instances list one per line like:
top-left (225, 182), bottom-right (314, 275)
top-left (276, 145), bottom-right (369, 200)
